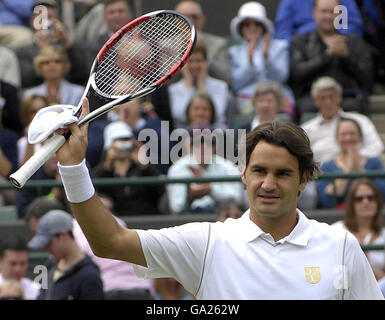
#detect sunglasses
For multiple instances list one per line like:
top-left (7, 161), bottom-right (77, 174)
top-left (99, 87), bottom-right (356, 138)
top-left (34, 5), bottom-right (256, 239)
top-left (353, 194), bottom-right (376, 203)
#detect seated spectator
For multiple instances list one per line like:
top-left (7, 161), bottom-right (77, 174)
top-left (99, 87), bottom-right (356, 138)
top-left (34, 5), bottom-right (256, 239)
top-left (0, 0), bottom-right (34, 49)
top-left (28, 210), bottom-right (104, 300)
top-left (25, 195), bottom-right (156, 300)
top-left (175, 0), bottom-right (231, 84)
top-left (0, 236), bottom-right (40, 300)
top-left (239, 80), bottom-right (292, 133)
top-left (84, 0), bottom-right (133, 71)
top-left (114, 98), bottom-right (168, 174)
top-left (301, 77), bottom-right (383, 165)
top-left (17, 95), bottom-right (49, 166)
top-left (92, 121), bottom-right (165, 216)
top-left (16, 0), bottom-right (88, 88)
top-left (317, 118), bottom-right (385, 209)
top-left (0, 279), bottom-right (24, 300)
top-left (274, 0), bottom-right (363, 43)
top-left (167, 124), bottom-right (244, 214)
top-left (185, 92), bottom-right (219, 129)
top-left (333, 179), bottom-right (385, 282)
top-left (290, 0), bottom-right (373, 117)
top-left (23, 45), bottom-right (84, 105)
top-left (168, 41), bottom-right (233, 129)
top-left (228, 2), bottom-right (293, 113)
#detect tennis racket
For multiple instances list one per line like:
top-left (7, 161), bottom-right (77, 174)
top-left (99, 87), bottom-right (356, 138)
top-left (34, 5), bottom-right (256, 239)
top-left (10, 10), bottom-right (196, 188)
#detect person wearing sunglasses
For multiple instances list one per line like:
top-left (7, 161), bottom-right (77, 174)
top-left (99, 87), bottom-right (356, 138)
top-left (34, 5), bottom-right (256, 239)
top-left (317, 117), bottom-right (385, 209)
top-left (333, 178), bottom-right (385, 284)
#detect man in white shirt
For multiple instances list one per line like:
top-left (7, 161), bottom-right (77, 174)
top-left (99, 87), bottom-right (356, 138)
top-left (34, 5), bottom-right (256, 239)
top-left (301, 77), bottom-right (384, 165)
top-left (55, 98), bottom-right (383, 299)
top-left (0, 236), bottom-right (40, 300)
top-left (167, 125), bottom-right (244, 214)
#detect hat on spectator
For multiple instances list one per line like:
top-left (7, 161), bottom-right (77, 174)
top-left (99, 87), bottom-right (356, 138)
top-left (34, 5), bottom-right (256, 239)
top-left (230, 2), bottom-right (274, 40)
top-left (28, 210), bottom-right (73, 250)
top-left (103, 121), bottom-right (134, 150)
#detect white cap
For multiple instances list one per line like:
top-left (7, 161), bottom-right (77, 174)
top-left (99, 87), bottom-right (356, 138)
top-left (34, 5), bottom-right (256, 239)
top-left (230, 2), bottom-right (274, 40)
top-left (103, 121), bottom-right (134, 150)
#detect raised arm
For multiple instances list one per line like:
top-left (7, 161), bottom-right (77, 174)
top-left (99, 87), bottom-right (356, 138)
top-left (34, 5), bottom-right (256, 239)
top-left (56, 98), bottom-right (146, 267)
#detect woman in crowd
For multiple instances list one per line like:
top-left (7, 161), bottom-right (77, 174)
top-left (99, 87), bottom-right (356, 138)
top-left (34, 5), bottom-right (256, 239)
top-left (317, 118), bottom-right (385, 208)
top-left (23, 44), bottom-right (83, 106)
top-left (333, 179), bottom-right (385, 281)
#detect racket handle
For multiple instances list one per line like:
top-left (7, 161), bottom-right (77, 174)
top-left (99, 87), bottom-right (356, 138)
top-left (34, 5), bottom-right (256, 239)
top-left (9, 135), bottom-right (66, 189)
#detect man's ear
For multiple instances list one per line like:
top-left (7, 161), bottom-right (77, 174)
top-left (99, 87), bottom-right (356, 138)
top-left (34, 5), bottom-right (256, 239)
top-left (299, 173), bottom-right (309, 192)
top-left (241, 166), bottom-right (247, 186)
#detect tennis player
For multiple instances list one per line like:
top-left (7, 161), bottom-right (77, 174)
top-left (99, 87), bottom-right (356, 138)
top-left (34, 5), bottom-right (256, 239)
top-left (56, 98), bottom-right (383, 299)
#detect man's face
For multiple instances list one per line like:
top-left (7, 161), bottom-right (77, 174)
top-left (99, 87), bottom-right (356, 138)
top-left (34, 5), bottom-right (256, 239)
top-left (44, 234), bottom-right (66, 261)
top-left (314, 88), bottom-right (341, 120)
top-left (175, 1), bottom-right (205, 32)
top-left (104, 0), bottom-right (132, 33)
top-left (313, 0), bottom-right (339, 34)
top-left (0, 250), bottom-right (28, 281)
top-left (242, 141), bottom-right (306, 220)
top-left (254, 93), bottom-right (278, 121)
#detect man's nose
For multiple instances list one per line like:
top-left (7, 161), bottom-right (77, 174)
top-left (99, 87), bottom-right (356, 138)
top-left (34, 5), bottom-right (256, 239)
top-left (261, 173), bottom-right (276, 191)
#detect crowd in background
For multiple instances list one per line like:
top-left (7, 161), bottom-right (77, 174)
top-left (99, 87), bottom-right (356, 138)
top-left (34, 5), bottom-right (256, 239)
top-left (0, 0), bottom-right (385, 300)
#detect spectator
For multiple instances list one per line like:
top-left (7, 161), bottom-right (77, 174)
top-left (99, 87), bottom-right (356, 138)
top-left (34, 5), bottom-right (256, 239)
top-left (16, 0), bottom-right (88, 88)
top-left (175, 0), bottom-right (231, 84)
top-left (0, 0), bottom-right (35, 49)
top-left (228, 2), bottom-right (293, 113)
top-left (0, 236), bottom-right (40, 300)
top-left (92, 121), bottom-right (165, 216)
top-left (115, 98), bottom-right (168, 174)
top-left (0, 279), bottom-right (25, 300)
top-left (167, 124), bottom-right (244, 214)
top-left (290, 0), bottom-right (373, 117)
top-left (333, 179), bottom-right (385, 281)
top-left (28, 210), bottom-right (104, 300)
top-left (23, 45), bottom-right (84, 106)
top-left (168, 41), bottom-right (234, 129)
top-left (239, 80), bottom-right (292, 133)
top-left (301, 77), bottom-right (383, 165)
top-left (317, 118), bottom-right (385, 208)
top-left (274, 0), bottom-right (363, 43)
top-left (25, 195), bottom-right (156, 300)
top-left (185, 92), bottom-right (217, 128)
top-left (17, 95), bottom-right (49, 166)
top-left (84, 0), bottom-right (133, 71)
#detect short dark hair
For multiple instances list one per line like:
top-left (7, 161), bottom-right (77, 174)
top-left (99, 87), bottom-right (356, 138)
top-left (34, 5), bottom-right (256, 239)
top-left (0, 236), bottom-right (28, 258)
top-left (24, 196), bottom-right (65, 222)
top-left (245, 121), bottom-right (320, 181)
top-left (105, 0), bottom-right (132, 10)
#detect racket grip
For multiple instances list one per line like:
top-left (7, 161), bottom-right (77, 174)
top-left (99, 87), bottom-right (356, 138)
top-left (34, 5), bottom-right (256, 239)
top-left (9, 135), bottom-right (66, 189)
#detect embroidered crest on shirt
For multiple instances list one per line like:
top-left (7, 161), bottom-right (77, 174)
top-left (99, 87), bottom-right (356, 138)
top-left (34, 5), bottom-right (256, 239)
top-left (304, 267), bottom-right (320, 284)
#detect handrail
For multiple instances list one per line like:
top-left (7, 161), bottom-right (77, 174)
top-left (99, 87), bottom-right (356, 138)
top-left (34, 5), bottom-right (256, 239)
top-left (2, 170), bottom-right (385, 189)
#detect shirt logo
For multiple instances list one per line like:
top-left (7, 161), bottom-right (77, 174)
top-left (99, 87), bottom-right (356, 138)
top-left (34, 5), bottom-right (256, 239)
top-left (304, 267), bottom-right (321, 284)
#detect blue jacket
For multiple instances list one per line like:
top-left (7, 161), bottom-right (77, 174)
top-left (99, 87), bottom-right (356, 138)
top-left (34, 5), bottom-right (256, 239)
top-left (274, 0), bottom-right (363, 42)
top-left (0, 0), bottom-right (35, 26)
top-left (38, 255), bottom-right (104, 300)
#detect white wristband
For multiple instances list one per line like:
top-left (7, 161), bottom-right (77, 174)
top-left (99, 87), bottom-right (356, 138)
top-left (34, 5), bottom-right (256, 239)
top-left (58, 159), bottom-right (95, 203)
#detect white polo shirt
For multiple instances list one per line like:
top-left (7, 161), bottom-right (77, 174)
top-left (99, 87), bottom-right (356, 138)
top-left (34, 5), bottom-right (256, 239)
top-left (133, 209), bottom-right (384, 300)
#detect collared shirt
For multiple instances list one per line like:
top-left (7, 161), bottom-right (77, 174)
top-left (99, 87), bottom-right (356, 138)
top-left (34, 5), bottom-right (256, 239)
top-left (301, 109), bottom-right (384, 164)
top-left (133, 209), bottom-right (383, 299)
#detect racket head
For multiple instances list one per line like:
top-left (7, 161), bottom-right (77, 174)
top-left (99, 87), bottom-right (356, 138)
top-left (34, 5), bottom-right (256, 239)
top-left (91, 10), bottom-right (196, 102)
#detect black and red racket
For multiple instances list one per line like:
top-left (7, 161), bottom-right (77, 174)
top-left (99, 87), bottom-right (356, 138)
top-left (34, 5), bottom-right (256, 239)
top-left (10, 10), bottom-right (196, 188)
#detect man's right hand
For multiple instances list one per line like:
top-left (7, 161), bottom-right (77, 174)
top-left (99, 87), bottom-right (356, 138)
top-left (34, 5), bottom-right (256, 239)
top-left (56, 98), bottom-right (89, 166)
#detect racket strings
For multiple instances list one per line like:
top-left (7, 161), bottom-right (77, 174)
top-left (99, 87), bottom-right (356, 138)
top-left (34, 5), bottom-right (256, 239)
top-left (95, 14), bottom-right (191, 97)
